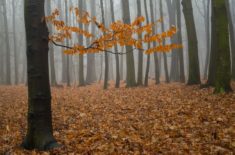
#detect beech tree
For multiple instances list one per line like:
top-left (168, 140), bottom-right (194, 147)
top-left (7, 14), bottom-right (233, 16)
top-left (213, 0), bottom-right (232, 93)
top-left (22, 0), bottom-right (58, 150)
top-left (182, 0), bottom-right (201, 85)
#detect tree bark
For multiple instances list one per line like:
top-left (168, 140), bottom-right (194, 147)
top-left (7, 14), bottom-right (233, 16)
top-left (160, 0), bottom-right (170, 83)
top-left (213, 0), bottom-right (232, 93)
top-left (100, 0), bottom-right (109, 89)
top-left (110, 0), bottom-right (120, 88)
top-left (150, 0), bottom-right (160, 85)
top-left (121, 0), bottom-right (136, 87)
top-left (182, 0), bottom-right (201, 85)
top-left (22, 0), bottom-right (58, 150)
top-left (176, 0), bottom-right (185, 83)
top-left (3, 0), bottom-right (11, 85)
top-left (136, 0), bottom-right (143, 86)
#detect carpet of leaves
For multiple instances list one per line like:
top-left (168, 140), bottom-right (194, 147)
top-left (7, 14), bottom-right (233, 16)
top-left (0, 82), bottom-right (235, 154)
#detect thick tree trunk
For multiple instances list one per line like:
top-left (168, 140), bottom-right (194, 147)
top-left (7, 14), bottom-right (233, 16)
top-left (22, 0), bottom-right (58, 150)
top-left (213, 0), bottom-right (232, 93)
top-left (182, 0), bottom-right (201, 85)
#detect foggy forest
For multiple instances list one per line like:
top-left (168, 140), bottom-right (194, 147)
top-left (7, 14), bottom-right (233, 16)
top-left (0, 0), bottom-right (235, 154)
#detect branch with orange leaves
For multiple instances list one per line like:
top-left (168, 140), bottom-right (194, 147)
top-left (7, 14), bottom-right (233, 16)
top-left (45, 7), bottom-right (183, 55)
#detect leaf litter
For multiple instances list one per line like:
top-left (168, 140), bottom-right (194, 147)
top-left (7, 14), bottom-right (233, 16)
top-left (0, 82), bottom-right (234, 154)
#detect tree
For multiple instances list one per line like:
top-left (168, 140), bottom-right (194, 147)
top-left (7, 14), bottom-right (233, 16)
top-left (144, 0), bottom-right (151, 87)
top-left (213, 0), bottom-right (232, 93)
top-left (12, 0), bottom-right (19, 85)
top-left (136, 0), bottom-right (144, 86)
top-left (22, 0), bottom-right (58, 150)
top-left (78, 0), bottom-right (86, 86)
top-left (150, 0), bottom-right (160, 85)
top-left (176, 0), bottom-right (185, 83)
top-left (203, 0), bottom-right (211, 80)
top-left (182, 0), bottom-right (201, 85)
top-left (86, 0), bottom-right (97, 84)
top-left (46, 0), bottom-right (58, 86)
top-left (121, 0), bottom-right (137, 87)
top-left (166, 0), bottom-right (180, 82)
top-left (226, 0), bottom-right (235, 80)
top-left (110, 0), bottom-right (120, 88)
top-left (46, 6), bottom-right (182, 86)
top-left (100, 0), bottom-right (109, 89)
top-left (159, 0), bottom-right (170, 83)
top-left (2, 0), bottom-right (11, 85)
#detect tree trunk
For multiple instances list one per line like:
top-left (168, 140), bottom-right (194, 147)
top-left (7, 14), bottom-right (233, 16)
top-left (166, 0), bottom-right (180, 82)
top-left (110, 0), bottom-right (120, 88)
top-left (121, 0), bottom-right (136, 87)
top-left (213, 0), bottom-right (232, 93)
top-left (46, 0), bottom-right (58, 86)
top-left (226, 0), bottom-right (235, 80)
top-left (150, 0), bottom-right (160, 84)
top-left (22, 0), bottom-right (58, 150)
top-left (86, 0), bottom-right (97, 84)
top-left (203, 0), bottom-right (211, 80)
top-left (3, 0), bottom-right (11, 85)
top-left (144, 0), bottom-right (151, 87)
top-left (136, 0), bottom-right (143, 86)
top-left (12, 0), bottom-right (19, 85)
top-left (176, 0), bottom-right (185, 83)
top-left (160, 0), bottom-right (170, 83)
top-left (100, 0), bottom-right (109, 89)
top-left (182, 0), bottom-right (201, 85)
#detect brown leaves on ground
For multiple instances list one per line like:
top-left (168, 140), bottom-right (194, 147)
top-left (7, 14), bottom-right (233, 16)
top-left (0, 82), bottom-right (235, 154)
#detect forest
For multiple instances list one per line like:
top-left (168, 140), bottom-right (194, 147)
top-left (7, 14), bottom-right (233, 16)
top-left (0, 0), bottom-right (234, 154)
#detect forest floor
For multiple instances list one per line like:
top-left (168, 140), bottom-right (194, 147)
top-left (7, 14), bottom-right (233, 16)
top-left (0, 82), bottom-right (235, 154)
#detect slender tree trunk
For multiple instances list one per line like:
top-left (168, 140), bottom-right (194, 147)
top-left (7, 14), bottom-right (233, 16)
top-left (176, 0), bottom-right (185, 83)
top-left (22, 0), bottom-right (58, 150)
top-left (86, 0), bottom-right (97, 84)
top-left (182, 0), bottom-right (201, 85)
top-left (78, 0), bottom-right (85, 86)
top-left (206, 5), bottom-right (217, 87)
top-left (3, 0), bottom-right (11, 85)
top-left (150, 0), bottom-right (160, 84)
top-left (160, 0), bottom-right (170, 83)
top-left (110, 0), bottom-right (120, 88)
top-left (144, 0), bottom-right (151, 87)
top-left (226, 1), bottom-right (235, 80)
top-left (46, 0), bottom-right (58, 86)
top-left (136, 0), bottom-right (143, 86)
top-left (203, 0), bottom-right (211, 80)
top-left (121, 0), bottom-right (136, 87)
top-left (12, 0), bottom-right (19, 85)
top-left (100, 0), bottom-right (109, 89)
top-left (167, 0), bottom-right (180, 82)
